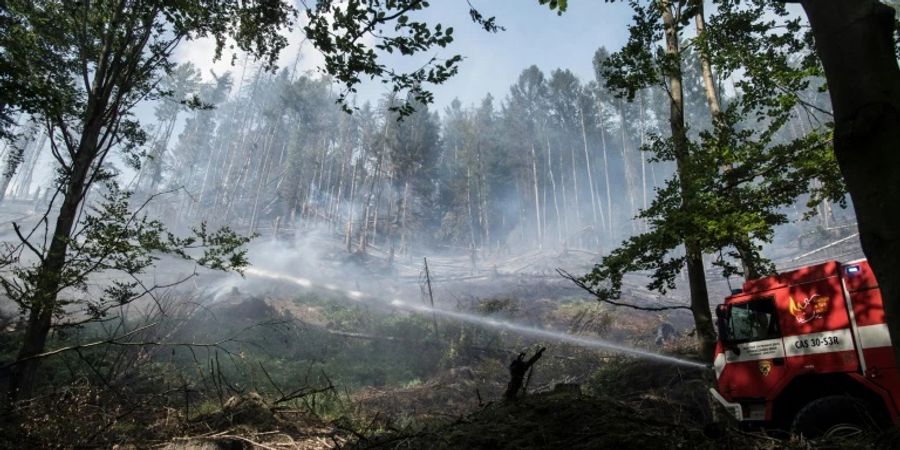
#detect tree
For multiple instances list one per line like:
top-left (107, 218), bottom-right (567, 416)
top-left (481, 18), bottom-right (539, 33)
top-left (298, 3), bottom-right (900, 351)
top-left (794, 0), bottom-right (900, 370)
top-left (135, 63), bottom-right (202, 194)
top-left (1, 0), bottom-right (293, 399)
top-left (383, 94), bottom-right (441, 255)
top-left (506, 66), bottom-right (551, 247)
top-left (583, 0), bottom-right (719, 360)
top-left (591, 48), bottom-right (619, 243)
top-left (435, 99), bottom-right (475, 247)
top-left (572, 0), bottom-right (844, 361)
top-left (659, 0), bottom-right (717, 359)
top-left (171, 70), bottom-right (234, 217)
top-left (0, 120), bottom-right (40, 202)
top-left (302, 0), bottom-right (502, 117)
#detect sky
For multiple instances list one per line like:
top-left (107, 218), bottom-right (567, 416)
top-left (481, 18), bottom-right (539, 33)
top-left (173, 0), bottom-right (636, 112)
top-left (26, 1), bottom-right (637, 193)
top-left (20, 0), bottom-right (808, 195)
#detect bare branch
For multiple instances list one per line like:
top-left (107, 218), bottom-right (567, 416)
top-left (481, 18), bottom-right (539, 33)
top-left (2, 322), bottom-right (159, 368)
top-left (557, 268), bottom-right (690, 311)
top-left (12, 222), bottom-right (45, 262)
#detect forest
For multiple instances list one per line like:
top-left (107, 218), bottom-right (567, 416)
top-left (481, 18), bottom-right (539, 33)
top-left (0, 0), bottom-right (897, 448)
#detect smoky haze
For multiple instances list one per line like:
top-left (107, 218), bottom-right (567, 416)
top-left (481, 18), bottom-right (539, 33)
top-left (0, 40), bottom-right (858, 400)
top-left (0, 56), bottom-right (853, 278)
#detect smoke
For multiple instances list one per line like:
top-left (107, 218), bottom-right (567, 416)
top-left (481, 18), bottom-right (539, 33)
top-left (238, 264), bottom-right (708, 369)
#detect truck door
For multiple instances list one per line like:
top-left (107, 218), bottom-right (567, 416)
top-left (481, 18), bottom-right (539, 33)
top-left (780, 274), bottom-right (859, 374)
top-left (720, 295), bottom-right (789, 401)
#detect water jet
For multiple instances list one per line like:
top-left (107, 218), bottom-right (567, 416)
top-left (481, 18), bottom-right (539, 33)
top-left (243, 266), bottom-right (709, 370)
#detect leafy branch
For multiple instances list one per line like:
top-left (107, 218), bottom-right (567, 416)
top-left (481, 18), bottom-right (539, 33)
top-left (302, 0), bottom-right (502, 117)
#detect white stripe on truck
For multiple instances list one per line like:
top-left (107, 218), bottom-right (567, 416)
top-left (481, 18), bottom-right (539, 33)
top-left (858, 323), bottom-right (892, 349)
top-left (783, 328), bottom-right (855, 356)
top-left (720, 324), bottom-right (892, 368)
top-left (725, 338), bottom-right (785, 363)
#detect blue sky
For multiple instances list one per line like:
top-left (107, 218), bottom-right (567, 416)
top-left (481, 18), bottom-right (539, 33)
top-left (354, 1), bottom-right (636, 111)
top-left (174, 1), bottom-right (636, 112)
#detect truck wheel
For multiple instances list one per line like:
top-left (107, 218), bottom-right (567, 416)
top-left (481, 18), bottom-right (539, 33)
top-left (791, 395), bottom-right (879, 440)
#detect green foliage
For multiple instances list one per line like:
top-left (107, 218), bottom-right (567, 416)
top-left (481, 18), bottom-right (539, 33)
top-left (0, 183), bottom-right (252, 324)
top-left (0, 2), bottom-right (293, 390)
top-left (1, 0), bottom-right (294, 197)
top-left (580, 0), bottom-right (846, 301)
top-left (705, 0), bottom-right (821, 123)
top-left (303, 0), bottom-right (501, 117)
top-left (2, 0), bottom-right (293, 128)
top-left (539, 0), bottom-right (570, 14)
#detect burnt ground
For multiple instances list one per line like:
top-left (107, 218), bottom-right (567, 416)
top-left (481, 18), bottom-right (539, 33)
top-left (349, 357), bottom-right (897, 450)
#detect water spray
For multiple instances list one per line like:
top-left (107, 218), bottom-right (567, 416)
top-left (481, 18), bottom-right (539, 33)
top-left (243, 267), bottom-right (709, 370)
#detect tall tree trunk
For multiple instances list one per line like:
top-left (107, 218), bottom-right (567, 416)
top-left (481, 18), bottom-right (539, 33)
top-left (399, 180), bottom-right (409, 255)
top-left (569, 136), bottom-right (581, 231)
top-left (14, 133), bottom-right (46, 200)
top-left (559, 143), bottom-right (571, 243)
top-left (359, 144), bottom-right (385, 253)
top-left (580, 102), bottom-right (601, 241)
top-left (372, 168), bottom-right (388, 247)
top-left (638, 91), bottom-right (648, 232)
top-left (222, 139), bottom-right (255, 223)
top-left (195, 57), bottom-right (250, 219)
top-left (249, 125), bottom-right (280, 234)
top-left (547, 136), bottom-right (563, 243)
top-left (212, 67), bottom-right (260, 216)
top-left (661, 0), bottom-right (716, 361)
top-left (798, 0), bottom-right (900, 367)
top-left (0, 124), bottom-right (31, 202)
top-left (618, 99), bottom-right (640, 235)
top-left (312, 137), bottom-right (328, 222)
top-left (144, 115), bottom-right (179, 194)
top-left (597, 100), bottom-right (614, 241)
top-left (530, 143), bottom-right (543, 248)
top-left (333, 136), bottom-right (350, 233)
top-left (466, 165), bottom-right (477, 249)
top-left (9, 122), bottom-right (101, 399)
top-left (694, 3), bottom-right (759, 280)
top-left (476, 144), bottom-right (491, 251)
top-left (345, 157), bottom-right (359, 253)
top-left (192, 143), bottom-right (220, 217)
top-left (0, 166), bottom-right (14, 203)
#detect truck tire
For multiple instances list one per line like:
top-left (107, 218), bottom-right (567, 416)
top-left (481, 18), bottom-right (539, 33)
top-left (791, 395), bottom-right (879, 440)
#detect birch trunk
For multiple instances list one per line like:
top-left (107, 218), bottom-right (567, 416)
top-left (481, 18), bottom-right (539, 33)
top-left (660, 0), bottom-right (716, 361)
top-left (580, 102), bottom-right (600, 231)
top-left (530, 143), bottom-right (543, 248)
top-left (695, 4), bottom-right (760, 280)
top-left (546, 136), bottom-right (563, 243)
top-left (618, 99), bottom-right (639, 234)
top-left (598, 101), bottom-right (614, 240)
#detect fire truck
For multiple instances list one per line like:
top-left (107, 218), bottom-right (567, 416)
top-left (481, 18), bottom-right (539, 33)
top-left (710, 259), bottom-right (899, 438)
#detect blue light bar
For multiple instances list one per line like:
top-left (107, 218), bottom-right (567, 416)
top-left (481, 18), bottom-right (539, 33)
top-left (846, 265), bottom-right (861, 274)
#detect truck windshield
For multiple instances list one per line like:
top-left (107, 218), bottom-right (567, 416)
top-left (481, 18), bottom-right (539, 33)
top-left (727, 298), bottom-right (779, 343)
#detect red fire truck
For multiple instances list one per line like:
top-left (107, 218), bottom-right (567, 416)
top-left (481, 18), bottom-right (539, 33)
top-left (710, 259), bottom-right (899, 438)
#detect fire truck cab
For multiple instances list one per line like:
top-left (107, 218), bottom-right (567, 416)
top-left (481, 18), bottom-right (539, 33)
top-left (710, 259), bottom-right (899, 437)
